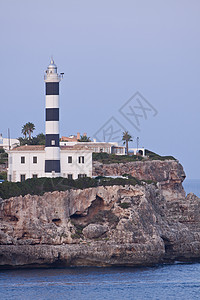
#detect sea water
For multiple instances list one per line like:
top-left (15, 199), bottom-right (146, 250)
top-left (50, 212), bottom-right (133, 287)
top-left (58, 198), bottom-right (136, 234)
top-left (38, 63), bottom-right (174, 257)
top-left (0, 179), bottom-right (200, 300)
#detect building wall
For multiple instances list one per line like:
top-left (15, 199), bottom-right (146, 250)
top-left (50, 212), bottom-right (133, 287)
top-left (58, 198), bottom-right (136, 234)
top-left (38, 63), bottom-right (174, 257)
top-left (60, 150), bottom-right (92, 179)
top-left (8, 151), bottom-right (45, 182)
top-left (60, 142), bottom-right (126, 155)
top-left (0, 138), bottom-right (20, 150)
top-left (8, 149), bottom-right (93, 182)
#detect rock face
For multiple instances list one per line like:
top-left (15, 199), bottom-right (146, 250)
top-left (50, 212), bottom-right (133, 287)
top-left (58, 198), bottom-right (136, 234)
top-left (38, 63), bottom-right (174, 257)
top-left (0, 160), bottom-right (200, 268)
top-left (93, 159), bottom-right (186, 201)
top-left (83, 224), bottom-right (108, 239)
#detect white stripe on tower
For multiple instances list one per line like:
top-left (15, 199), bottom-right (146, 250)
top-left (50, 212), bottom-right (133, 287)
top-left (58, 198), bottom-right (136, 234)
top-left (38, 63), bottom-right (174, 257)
top-left (44, 58), bottom-right (62, 177)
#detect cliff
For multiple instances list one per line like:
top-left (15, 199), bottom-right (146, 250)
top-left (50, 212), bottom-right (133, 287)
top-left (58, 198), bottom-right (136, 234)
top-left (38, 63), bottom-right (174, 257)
top-left (0, 160), bottom-right (200, 268)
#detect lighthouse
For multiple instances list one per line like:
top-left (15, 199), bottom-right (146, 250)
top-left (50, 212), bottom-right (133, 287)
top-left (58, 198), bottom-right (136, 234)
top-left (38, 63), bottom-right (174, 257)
top-left (44, 59), bottom-right (62, 177)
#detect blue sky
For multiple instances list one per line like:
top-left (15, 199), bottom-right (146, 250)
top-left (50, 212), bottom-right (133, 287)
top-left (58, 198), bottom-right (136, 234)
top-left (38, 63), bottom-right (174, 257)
top-left (0, 0), bottom-right (200, 178)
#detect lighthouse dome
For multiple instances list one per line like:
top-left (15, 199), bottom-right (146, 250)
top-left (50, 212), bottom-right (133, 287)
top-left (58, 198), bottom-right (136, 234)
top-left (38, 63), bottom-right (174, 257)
top-left (46, 58), bottom-right (58, 75)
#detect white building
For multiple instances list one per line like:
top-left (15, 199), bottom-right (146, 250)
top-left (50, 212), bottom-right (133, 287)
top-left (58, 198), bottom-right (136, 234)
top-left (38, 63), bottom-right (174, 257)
top-left (60, 141), bottom-right (126, 155)
top-left (0, 135), bottom-right (20, 150)
top-left (7, 59), bottom-right (93, 182)
top-left (8, 144), bottom-right (92, 182)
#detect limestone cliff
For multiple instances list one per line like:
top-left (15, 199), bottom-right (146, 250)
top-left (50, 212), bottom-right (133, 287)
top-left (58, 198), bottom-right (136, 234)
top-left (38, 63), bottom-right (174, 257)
top-left (0, 160), bottom-right (200, 268)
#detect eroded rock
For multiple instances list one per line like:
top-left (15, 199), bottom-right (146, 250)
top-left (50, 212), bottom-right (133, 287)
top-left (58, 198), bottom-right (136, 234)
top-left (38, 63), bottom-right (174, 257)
top-left (83, 224), bottom-right (108, 239)
top-left (0, 160), bottom-right (200, 268)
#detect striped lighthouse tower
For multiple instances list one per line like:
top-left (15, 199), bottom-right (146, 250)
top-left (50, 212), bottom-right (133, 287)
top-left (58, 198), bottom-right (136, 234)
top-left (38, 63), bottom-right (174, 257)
top-left (44, 58), bottom-right (62, 177)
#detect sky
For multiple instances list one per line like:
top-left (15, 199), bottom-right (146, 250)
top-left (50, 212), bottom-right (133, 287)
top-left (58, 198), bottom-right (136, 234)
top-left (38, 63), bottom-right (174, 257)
top-left (0, 0), bottom-right (200, 179)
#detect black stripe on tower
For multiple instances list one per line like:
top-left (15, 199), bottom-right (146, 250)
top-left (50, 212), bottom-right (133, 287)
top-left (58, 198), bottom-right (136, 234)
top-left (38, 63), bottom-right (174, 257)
top-left (45, 160), bottom-right (60, 173)
top-left (46, 82), bottom-right (59, 95)
top-left (46, 108), bottom-right (59, 121)
top-left (45, 134), bottom-right (60, 147)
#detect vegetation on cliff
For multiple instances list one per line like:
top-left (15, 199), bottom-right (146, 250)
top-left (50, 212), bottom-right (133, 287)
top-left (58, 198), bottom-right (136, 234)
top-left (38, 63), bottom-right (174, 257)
top-left (0, 149), bottom-right (8, 165)
top-left (145, 150), bottom-right (176, 161)
top-left (92, 153), bottom-right (144, 163)
top-left (93, 151), bottom-right (176, 164)
top-left (0, 176), bottom-right (154, 200)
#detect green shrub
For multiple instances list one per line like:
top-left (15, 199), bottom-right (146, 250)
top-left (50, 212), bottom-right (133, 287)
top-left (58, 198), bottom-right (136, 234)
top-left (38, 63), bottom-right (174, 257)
top-left (0, 172), bottom-right (7, 181)
top-left (93, 151), bottom-right (175, 163)
top-left (145, 150), bottom-right (176, 161)
top-left (119, 202), bottom-right (131, 209)
top-left (0, 150), bottom-right (8, 165)
top-left (92, 152), bottom-right (143, 164)
top-left (0, 175), bottom-right (154, 200)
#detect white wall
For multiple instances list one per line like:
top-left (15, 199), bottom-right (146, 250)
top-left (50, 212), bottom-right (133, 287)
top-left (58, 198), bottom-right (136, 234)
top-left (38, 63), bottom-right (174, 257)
top-left (60, 150), bottom-right (93, 179)
top-left (8, 149), bottom-right (93, 182)
top-left (8, 151), bottom-right (45, 182)
top-left (0, 138), bottom-right (20, 150)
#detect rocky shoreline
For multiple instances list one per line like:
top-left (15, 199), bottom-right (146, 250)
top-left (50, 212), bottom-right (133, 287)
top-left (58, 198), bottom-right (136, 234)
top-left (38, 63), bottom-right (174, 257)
top-left (1, 160), bottom-right (200, 269)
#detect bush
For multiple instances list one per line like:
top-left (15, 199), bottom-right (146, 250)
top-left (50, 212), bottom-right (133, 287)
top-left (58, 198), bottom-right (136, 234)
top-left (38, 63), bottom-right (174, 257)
top-left (119, 202), bottom-right (131, 209)
top-left (93, 151), bottom-right (176, 163)
top-left (0, 172), bottom-right (7, 181)
top-left (0, 175), bottom-right (151, 200)
top-left (92, 152), bottom-right (143, 164)
top-left (145, 150), bottom-right (176, 161)
top-left (0, 150), bottom-right (8, 165)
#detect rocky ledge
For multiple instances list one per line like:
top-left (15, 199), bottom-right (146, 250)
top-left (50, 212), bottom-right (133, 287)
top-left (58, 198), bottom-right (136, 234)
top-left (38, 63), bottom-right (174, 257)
top-left (0, 160), bottom-right (200, 268)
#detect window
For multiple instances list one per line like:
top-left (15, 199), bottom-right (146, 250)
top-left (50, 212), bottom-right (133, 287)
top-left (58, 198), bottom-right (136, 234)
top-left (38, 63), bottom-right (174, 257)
top-left (33, 156), bottom-right (37, 164)
top-left (78, 156), bottom-right (84, 164)
top-left (21, 156), bottom-right (25, 164)
top-left (32, 174), bottom-right (38, 178)
top-left (68, 174), bottom-right (73, 179)
top-left (78, 174), bottom-right (87, 178)
top-left (20, 174), bottom-right (26, 182)
top-left (8, 175), bottom-right (12, 182)
top-left (68, 156), bottom-right (72, 163)
top-left (51, 140), bottom-right (55, 146)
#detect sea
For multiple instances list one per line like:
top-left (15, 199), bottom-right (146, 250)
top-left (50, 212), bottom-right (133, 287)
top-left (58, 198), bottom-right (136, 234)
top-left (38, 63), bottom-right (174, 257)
top-left (0, 179), bottom-right (200, 300)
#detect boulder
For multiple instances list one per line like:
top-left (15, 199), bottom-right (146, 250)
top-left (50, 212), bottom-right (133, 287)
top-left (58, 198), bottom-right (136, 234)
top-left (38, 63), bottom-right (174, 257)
top-left (83, 224), bottom-right (108, 239)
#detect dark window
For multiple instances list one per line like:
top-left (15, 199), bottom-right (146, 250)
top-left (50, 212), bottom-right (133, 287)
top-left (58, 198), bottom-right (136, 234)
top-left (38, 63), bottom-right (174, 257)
top-left (33, 156), bottom-right (37, 164)
top-left (78, 156), bottom-right (84, 163)
top-left (32, 174), bottom-right (38, 178)
top-left (78, 174), bottom-right (87, 178)
top-left (20, 174), bottom-right (26, 182)
top-left (21, 156), bottom-right (25, 164)
top-left (45, 134), bottom-right (59, 147)
top-left (68, 174), bottom-right (73, 179)
top-left (68, 156), bottom-right (72, 163)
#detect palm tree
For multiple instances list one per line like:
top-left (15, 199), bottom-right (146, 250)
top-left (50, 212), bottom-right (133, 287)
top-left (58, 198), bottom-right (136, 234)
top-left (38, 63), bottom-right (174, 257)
top-left (21, 124), bottom-right (29, 139)
top-left (78, 135), bottom-right (91, 142)
top-left (22, 122), bottom-right (35, 139)
top-left (26, 122), bottom-right (35, 139)
top-left (122, 131), bottom-right (133, 155)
